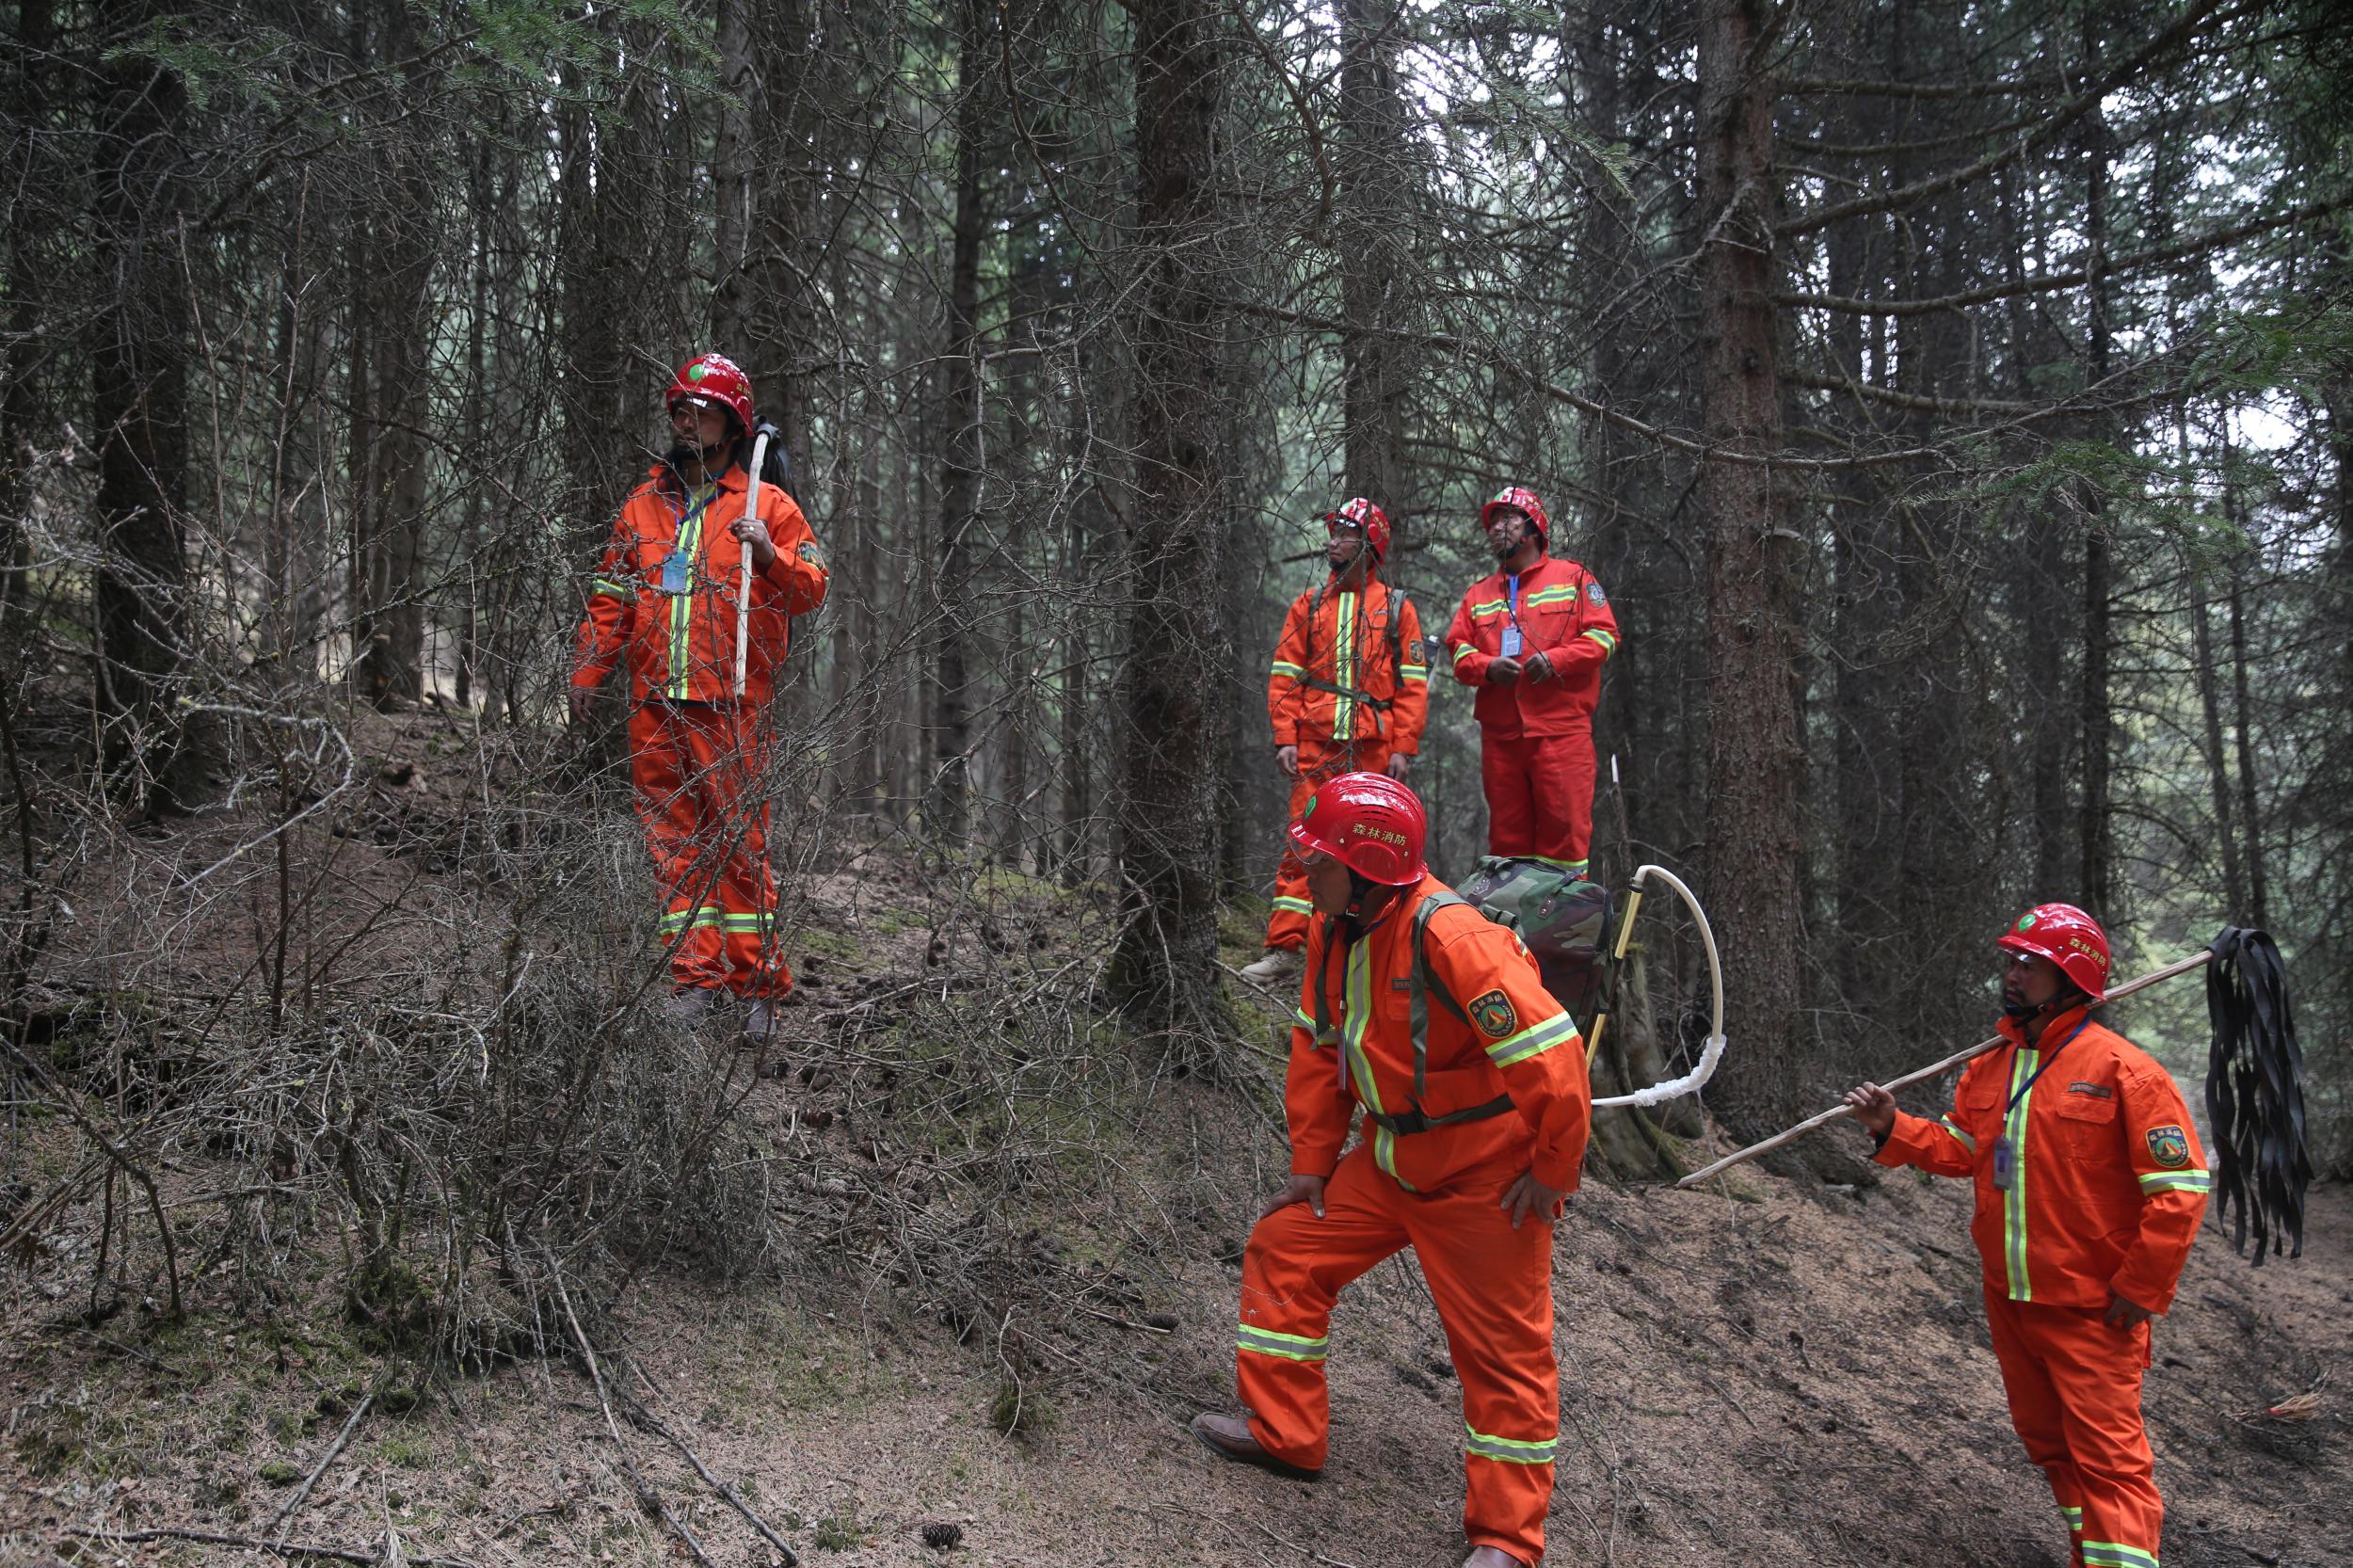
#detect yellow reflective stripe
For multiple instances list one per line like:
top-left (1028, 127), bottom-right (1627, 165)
top-left (592, 578), bottom-right (630, 600)
top-left (1237, 1325), bottom-right (1327, 1362)
top-left (1343, 941), bottom-right (1409, 1188)
top-left (2061, 1508), bottom-right (2084, 1529)
top-left (719, 912), bottom-right (775, 933)
top-left (1937, 1116), bottom-right (1977, 1153)
top-left (1292, 1007), bottom-right (1318, 1033)
top-left (1522, 585), bottom-right (1577, 607)
top-left (1271, 897), bottom-right (1314, 915)
top-left (1582, 628), bottom-right (1618, 656)
top-left (1487, 1012), bottom-right (1577, 1069)
top-left (1451, 643), bottom-right (1477, 665)
top-left (1468, 599), bottom-right (1507, 617)
top-left (2004, 1048), bottom-right (2037, 1301)
top-left (659, 906), bottom-right (726, 933)
top-left (1400, 664), bottom-right (1428, 684)
top-left (1464, 1424), bottom-right (1556, 1464)
top-left (2137, 1170), bottom-right (2211, 1192)
top-left (664, 485), bottom-right (720, 698)
top-left (2081, 1544), bottom-right (2157, 1568)
top-left (1333, 592), bottom-right (1357, 742)
top-left (1524, 855), bottom-right (1587, 872)
top-left (1270, 660), bottom-right (1305, 679)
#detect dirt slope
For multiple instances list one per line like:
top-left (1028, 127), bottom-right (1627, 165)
top-left (4, 1133), bottom-right (2341, 1568)
top-left (0, 712), bottom-right (2340, 1567)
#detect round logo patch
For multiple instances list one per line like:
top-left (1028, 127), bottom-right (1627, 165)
top-left (1468, 988), bottom-right (1518, 1040)
top-left (2145, 1126), bottom-right (2190, 1169)
top-left (2017, 912), bottom-right (2039, 931)
top-left (1586, 582), bottom-right (1608, 607)
top-left (688, 363), bottom-right (708, 380)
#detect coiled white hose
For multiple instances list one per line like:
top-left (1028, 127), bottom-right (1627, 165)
top-left (1590, 863), bottom-right (1728, 1109)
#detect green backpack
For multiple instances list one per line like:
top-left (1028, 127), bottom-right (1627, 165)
top-left (1456, 856), bottom-right (1611, 1018)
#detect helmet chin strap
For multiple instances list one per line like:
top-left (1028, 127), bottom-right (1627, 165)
top-left (1339, 875), bottom-right (1402, 935)
top-left (2003, 986), bottom-right (2087, 1024)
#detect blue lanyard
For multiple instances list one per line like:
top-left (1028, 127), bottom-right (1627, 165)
top-left (2004, 1017), bottom-right (2091, 1116)
top-left (678, 485), bottom-right (721, 533)
top-left (1506, 573), bottom-right (1521, 626)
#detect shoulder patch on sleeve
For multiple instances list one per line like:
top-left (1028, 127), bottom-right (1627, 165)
top-left (1467, 988), bottom-right (1518, 1039)
top-left (1587, 581), bottom-right (1607, 606)
top-left (797, 540), bottom-right (825, 568)
top-left (2144, 1126), bottom-right (2190, 1168)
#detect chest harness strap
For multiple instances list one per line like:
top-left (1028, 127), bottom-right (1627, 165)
top-left (1308, 891), bottom-right (1516, 1139)
top-left (1298, 584), bottom-right (1417, 738)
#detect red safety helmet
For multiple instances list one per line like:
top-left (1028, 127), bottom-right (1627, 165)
top-left (1321, 497), bottom-right (1391, 565)
top-left (1479, 485), bottom-right (1549, 551)
top-left (1996, 903), bottom-right (2111, 1000)
top-left (1288, 771), bottom-right (1427, 887)
top-left (665, 352), bottom-right (754, 433)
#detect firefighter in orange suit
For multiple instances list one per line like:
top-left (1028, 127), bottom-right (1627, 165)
top-left (1241, 499), bottom-right (1429, 985)
top-left (569, 353), bottom-right (829, 1036)
top-left (1445, 487), bottom-right (1618, 878)
top-left (1846, 904), bottom-right (2210, 1568)
top-left (1194, 773), bottom-right (1593, 1568)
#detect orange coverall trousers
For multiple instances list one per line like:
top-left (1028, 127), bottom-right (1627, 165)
top-left (1983, 1288), bottom-right (2162, 1568)
top-left (1481, 730), bottom-right (1596, 875)
top-left (1264, 736), bottom-right (1395, 952)
top-left (628, 699), bottom-right (789, 997)
top-left (1239, 1146), bottom-right (1558, 1564)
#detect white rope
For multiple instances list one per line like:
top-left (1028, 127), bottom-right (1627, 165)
top-left (1590, 863), bottom-right (1729, 1109)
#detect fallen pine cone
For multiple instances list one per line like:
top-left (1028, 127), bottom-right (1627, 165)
top-left (922, 1521), bottom-right (964, 1550)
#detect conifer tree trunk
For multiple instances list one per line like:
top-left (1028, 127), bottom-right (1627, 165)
top-left (1695, 0), bottom-right (1802, 1132)
top-left (1112, 0), bottom-right (1227, 1034)
top-left (352, 0), bottom-right (434, 707)
top-left (2078, 18), bottom-right (2118, 916)
top-left (932, 0), bottom-right (988, 840)
top-left (89, 0), bottom-right (195, 809)
top-left (1337, 0), bottom-right (1413, 518)
top-left (711, 0), bottom-right (757, 351)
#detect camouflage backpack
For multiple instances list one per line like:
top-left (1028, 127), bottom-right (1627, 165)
top-left (1456, 856), bottom-right (1611, 1017)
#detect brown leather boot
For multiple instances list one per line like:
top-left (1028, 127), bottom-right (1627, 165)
top-left (1188, 1411), bottom-right (1321, 1481)
top-left (1461, 1549), bottom-right (1529, 1568)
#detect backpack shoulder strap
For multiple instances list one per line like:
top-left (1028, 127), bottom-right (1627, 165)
top-left (1408, 891), bottom-right (1472, 1103)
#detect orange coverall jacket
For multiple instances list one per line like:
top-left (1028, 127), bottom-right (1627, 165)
top-left (571, 463), bottom-right (828, 705)
top-left (1445, 555), bottom-right (1619, 737)
top-left (1267, 576), bottom-right (1429, 755)
top-left (1876, 1007), bottom-right (2211, 1312)
top-left (1287, 874), bottom-right (1593, 1193)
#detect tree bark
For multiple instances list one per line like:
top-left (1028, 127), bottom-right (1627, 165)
top-left (89, 0), bottom-right (195, 810)
top-left (711, 0), bottom-right (757, 351)
top-left (1112, 0), bottom-right (1228, 1037)
top-left (1, 0), bottom-right (58, 613)
top-left (2077, 16), bottom-right (2117, 915)
top-left (351, 0), bottom-right (434, 708)
top-left (1695, 0), bottom-right (1802, 1133)
top-left (931, 0), bottom-right (988, 841)
top-left (1337, 0), bottom-right (1413, 519)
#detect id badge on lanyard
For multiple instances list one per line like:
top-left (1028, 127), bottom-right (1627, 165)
top-left (1498, 574), bottom-right (1524, 658)
top-left (1989, 1018), bottom-right (2089, 1191)
top-left (659, 488), bottom-right (719, 596)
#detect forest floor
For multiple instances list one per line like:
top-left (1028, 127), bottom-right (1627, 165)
top-left (0, 707), bottom-right (2344, 1568)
